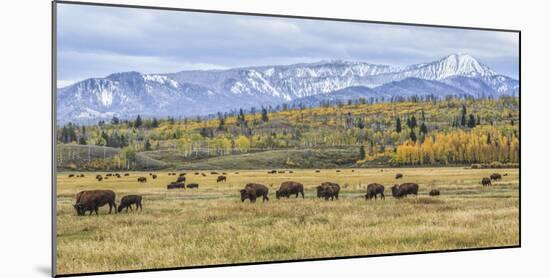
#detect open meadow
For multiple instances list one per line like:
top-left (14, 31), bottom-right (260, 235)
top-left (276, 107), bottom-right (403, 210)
top-left (55, 167), bottom-right (519, 275)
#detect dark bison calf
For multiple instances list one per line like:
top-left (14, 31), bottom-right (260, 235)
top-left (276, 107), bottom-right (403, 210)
top-left (316, 182), bottom-right (340, 200)
top-left (490, 173), bottom-right (502, 181)
top-left (429, 189), bottom-right (440, 196)
top-left (74, 190), bottom-right (117, 216)
top-left (395, 173), bottom-right (403, 179)
top-left (187, 183), bottom-right (199, 189)
top-left (240, 183), bottom-right (269, 203)
top-left (137, 177), bottom-right (147, 183)
top-left (276, 181), bottom-right (305, 199)
top-left (167, 182), bottom-right (185, 189)
top-left (117, 195), bottom-right (142, 213)
top-left (365, 183), bottom-right (385, 200)
top-left (391, 183), bottom-right (419, 198)
top-left (481, 177), bottom-right (492, 186)
top-left (217, 175), bottom-right (227, 182)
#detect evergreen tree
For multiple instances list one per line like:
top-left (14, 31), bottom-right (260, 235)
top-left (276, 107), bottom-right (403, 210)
top-left (359, 145), bottom-right (366, 160)
top-left (410, 115), bottom-right (417, 129)
top-left (152, 118), bottom-right (159, 128)
top-left (460, 105), bottom-right (467, 127)
top-left (111, 116), bottom-right (120, 125)
top-left (409, 130), bottom-right (417, 142)
top-left (261, 107), bottom-right (269, 122)
top-left (135, 115), bottom-right (142, 128)
top-left (420, 122), bottom-right (428, 134)
top-left (396, 117), bottom-right (402, 133)
top-left (144, 139), bottom-right (151, 151)
top-left (78, 136), bottom-right (86, 145)
top-left (467, 114), bottom-right (476, 128)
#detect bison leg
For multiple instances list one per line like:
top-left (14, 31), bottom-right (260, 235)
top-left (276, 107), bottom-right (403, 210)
top-left (381, 193), bottom-right (385, 200)
top-left (263, 195), bottom-right (269, 202)
top-left (300, 191), bottom-right (305, 198)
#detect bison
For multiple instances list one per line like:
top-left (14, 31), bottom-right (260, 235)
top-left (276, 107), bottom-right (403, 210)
top-left (179, 173), bottom-right (186, 177)
top-left (117, 195), bottom-right (142, 213)
top-left (106, 173), bottom-right (113, 177)
top-left (481, 177), bottom-right (492, 186)
top-left (68, 174), bottom-right (74, 178)
top-left (96, 176), bottom-right (103, 182)
top-left (137, 177), bottom-right (147, 183)
top-left (124, 173), bottom-right (130, 176)
top-left (74, 190), bottom-right (117, 216)
top-left (210, 171), bottom-right (219, 175)
top-left (315, 170), bottom-right (321, 173)
top-left (186, 183), bottom-right (199, 189)
top-left (115, 173), bottom-right (121, 178)
top-left (167, 182), bottom-right (185, 189)
top-left (288, 170), bottom-right (294, 174)
top-left (391, 183), bottom-right (419, 198)
top-left (151, 174), bottom-right (157, 179)
top-left (395, 173), bottom-right (403, 179)
top-left (201, 173), bottom-right (207, 177)
top-left (240, 183), bottom-right (269, 203)
top-left (316, 182), bottom-right (340, 200)
top-left (176, 176), bottom-right (186, 183)
top-left (490, 173), bottom-right (502, 181)
top-left (276, 181), bottom-right (305, 199)
top-left (365, 183), bottom-right (385, 200)
top-left (217, 175), bottom-right (227, 183)
top-left (429, 189), bottom-right (440, 196)
top-left (268, 170), bottom-right (277, 174)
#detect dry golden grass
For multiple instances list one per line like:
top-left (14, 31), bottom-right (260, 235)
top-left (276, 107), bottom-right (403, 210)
top-left (55, 167), bottom-right (519, 275)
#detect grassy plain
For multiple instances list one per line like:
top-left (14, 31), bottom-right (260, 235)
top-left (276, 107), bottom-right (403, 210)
top-left (55, 167), bottom-right (519, 275)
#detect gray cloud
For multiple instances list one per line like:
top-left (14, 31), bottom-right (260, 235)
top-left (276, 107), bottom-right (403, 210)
top-left (57, 3), bottom-right (519, 82)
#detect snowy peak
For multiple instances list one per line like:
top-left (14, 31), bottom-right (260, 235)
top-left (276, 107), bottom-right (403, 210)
top-left (401, 53), bottom-right (496, 80)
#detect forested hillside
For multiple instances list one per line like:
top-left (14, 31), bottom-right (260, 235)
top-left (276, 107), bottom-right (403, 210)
top-left (56, 96), bottom-right (519, 170)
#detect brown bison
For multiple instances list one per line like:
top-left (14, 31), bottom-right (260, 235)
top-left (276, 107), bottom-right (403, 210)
top-left (117, 195), bottom-right (142, 213)
top-left (211, 171), bottom-right (219, 175)
top-left (289, 170), bottom-right (294, 173)
top-left (115, 173), bottom-right (121, 178)
top-left (124, 173), bottom-right (130, 176)
top-left (276, 181), bottom-right (305, 199)
top-left (240, 183), bottom-right (269, 203)
top-left (395, 173), bottom-right (403, 179)
top-left (78, 174), bottom-right (85, 178)
top-left (137, 177), bottom-right (147, 183)
top-left (490, 173), bottom-right (502, 181)
top-left (151, 174), bottom-right (157, 179)
top-left (179, 173), bottom-right (186, 177)
top-left (74, 190), bottom-right (117, 216)
top-left (194, 172), bottom-right (199, 175)
top-left (481, 177), bottom-right (492, 186)
top-left (106, 173), bottom-right (113, 177)
top-left (201, 173), bottom-right (207, 177)
top-left (217, 175), bottom-right (227, 183)
top-left (365, 183), bottom-right (385, 200)
top-left (167, 182), bottom-right (185, 189)
top-left (268, 170), bottom-right (277, 174)
top-left (96, 176), bottom-right (103, 182)
top-left (391, 183), bottom-right (419, 198)
top-left (315, 170), bottom-right (321, 173)
top-left (278, 171), bottom-right (285, 174)
top-left (176, 176), bottom-right (186, 183)
top-left (68, 174), bottom-right (75, 178)
top-left (429, 189), bottom-right (440, 196)
top-left (186, 183), bottom-right (199, 189)
top-left (336, 170), bottom-right (341, 172)
top-left (316, 182), bottom-right (340, 200)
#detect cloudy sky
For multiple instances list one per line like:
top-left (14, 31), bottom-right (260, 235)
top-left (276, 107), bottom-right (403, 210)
top-left (57, 3), bottom-right (519, 87)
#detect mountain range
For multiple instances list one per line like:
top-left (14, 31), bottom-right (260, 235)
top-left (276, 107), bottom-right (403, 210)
top-left (57, 53), bottom-right (519, 124)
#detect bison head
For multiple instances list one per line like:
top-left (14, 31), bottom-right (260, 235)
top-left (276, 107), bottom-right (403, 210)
top-left (73, 204), bottom-right (85, 216)
top-left (117, 205), bottom-right (124, 213)
top-left (391, 185), bottom-right (400, 197)
top-left (275, 190), bottom-right (281, 199)
top-left (240, 189), bottom-right (249, 202)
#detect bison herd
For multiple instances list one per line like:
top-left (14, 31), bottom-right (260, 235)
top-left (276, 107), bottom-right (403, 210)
top-left (69, 170), bottom-right (509, 215)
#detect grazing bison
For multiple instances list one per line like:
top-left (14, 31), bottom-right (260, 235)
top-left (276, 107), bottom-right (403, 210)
top-left (95, 174), bottom-right (102, 180)
top-left (276, 181), bottom-right (305, 199)
top-left (235, 172), bottom-right (239, 174)
top-left (490, 173), bottom-right (502, 181)
top-left (96, 176), bottom-right (103, 182)
top-left (151, 174), bottom-right (157, 179)
top-left (316, 182), bottom-right (340, 200)
top-left (187, 183), bottom-right (199, 189)
top-left (336, 170), bottom-right (341, 172)
top-left (106, 173), bottom-right (112, 177)
top-left (176, 176), bottom-right (186, 183)
top-left (289, 170), bottom-right (294, 173)
top-left (481, 177), bottom-right (492, 186)
top-left (503, 173), bottom-right (509, 176)
top-left (278, 171), bottom-right (285, 174)
top-left (217, 175), bottom-right (227, 183)
top-left (240, 183), bottom-right (269, 203)
top-left (268, 170), bottom-right (277, 174)
top-left (68, 174), bottom-right (75, 178)
top-left (137, 177), bottom-right (147, 183)
top-left (195, 172), bottom-right (199, 175)
top-left (429, 189), bottom-right (440, 196)
top-left (117, 195), bottom-right (142, 213)
top-left (201, 173), bottom-right (207, 177)
top-left (365, 183), bottom-right (385, 200)
top-left (78, 174), bottom-right (85, 178)
top-left (124, 173), bottom-right (130, 176)
top-left (391, 183), bottom-right (419, 198)
top-left (115, 173), bottom-right (121, 178)
top-left (179, 173), bottom-right (186, 177)
top-left (211, 171), bottom-right (219, 175)
top-left (222, 172), bottom-right (227, 175)
top-left (395, 173), bottom-right (403, 179)
top-left (74, 190), bottom-right (117, 216)
top-left (315, 170), bottom-right (321, 173)
top-left (167, 182), bottom-right (185, 189)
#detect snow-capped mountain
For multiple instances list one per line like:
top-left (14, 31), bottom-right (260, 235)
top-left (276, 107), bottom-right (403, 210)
top-left (57, 54), bottom-right (519, 124)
